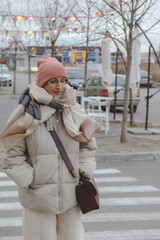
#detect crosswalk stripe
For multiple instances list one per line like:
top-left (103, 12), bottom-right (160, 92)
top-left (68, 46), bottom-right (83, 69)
top-left (0, 173), bottom-right (7, 177)
top-left (0, 191), bottom-right (18, 198)
top-left (0, 169), bottom-right (121, 178)
top-left (101, 197), bottom-right (160, 206)
top-left (0, 217), bottom-right (22, 227)
top-left (1, 211), bottom-right (160, 227)
top-left (83, 211), bottom-right (160, 222)
top-left (1, 196), bottom-right (160, 211)
top-left (0, 237), bottom-right (23, 240)
top-left (99, 185), bottom-right (160, 193)
top-left (0, 181), bottom-right (16, 187)
top-left (95, 176), bottom-right (138, 183)
top-left (0, 176), bottom-right (138, 187)
top-left (85, 229), bottom-right (160, 240)
top-left (2, 185), bottom-right (156, 198)
top-left (0, 202), bottom-right (21, 211)
top-left (94, 169), bottom-right (121, 174)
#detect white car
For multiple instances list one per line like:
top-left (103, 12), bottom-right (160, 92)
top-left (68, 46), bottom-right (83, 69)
top-left (78, 74), bottom-right (140, 112)
top-left (0, 68), bottom-right (12, 86)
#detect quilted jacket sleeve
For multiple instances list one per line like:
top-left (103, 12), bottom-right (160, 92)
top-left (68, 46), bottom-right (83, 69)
top-left (79, 136), bottom-right (97, 179)
top-left (1, 139), bottom-right (34, 192)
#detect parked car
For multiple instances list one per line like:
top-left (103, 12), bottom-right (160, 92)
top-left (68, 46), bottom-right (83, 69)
top-left (140, 70), bottom-right (153, 88)
top-left (0, 68), bottom-right (12, 86)
top-left (78, 74), bottom-right (140, 112)
top-left (0, 64), bottom-right (9, 70)
top-left (67, 67), bottom-right (92, 89)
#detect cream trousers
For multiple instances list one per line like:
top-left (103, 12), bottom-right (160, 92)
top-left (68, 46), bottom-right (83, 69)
top-left (22, 206), bottom-right (84, 240)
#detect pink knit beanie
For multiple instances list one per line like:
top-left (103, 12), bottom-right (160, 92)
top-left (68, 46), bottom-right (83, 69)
top-left (37, 57), bottom-right (68, 87)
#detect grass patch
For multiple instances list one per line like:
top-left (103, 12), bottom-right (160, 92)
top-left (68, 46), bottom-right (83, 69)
top-left (127, 123), bottom-right (141, 128)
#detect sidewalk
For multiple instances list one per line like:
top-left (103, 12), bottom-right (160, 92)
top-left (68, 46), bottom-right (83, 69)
top-left (95, 121), bottom-right (160, 162)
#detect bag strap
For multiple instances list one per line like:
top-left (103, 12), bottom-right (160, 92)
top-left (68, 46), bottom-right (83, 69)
top-left (49, 129), bottom-right (78, 181)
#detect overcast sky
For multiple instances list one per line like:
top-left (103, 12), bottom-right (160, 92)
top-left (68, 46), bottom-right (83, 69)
top-left (0, 0), bottom-right (160, 53)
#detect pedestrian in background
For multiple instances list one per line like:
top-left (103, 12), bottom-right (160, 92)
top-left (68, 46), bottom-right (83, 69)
top-left (0, 57), bottom-right (100, 240)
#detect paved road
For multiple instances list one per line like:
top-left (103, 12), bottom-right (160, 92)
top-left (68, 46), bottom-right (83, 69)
top-left (0, 160), bottom-right (160, 239)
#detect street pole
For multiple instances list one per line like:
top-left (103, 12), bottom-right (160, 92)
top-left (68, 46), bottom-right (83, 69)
top-left (13, 41), bottom-right (17, 95)
top-left (145, 46), bottom-right (151, 130)
top-left (113, 48), bottom-right (118, 120)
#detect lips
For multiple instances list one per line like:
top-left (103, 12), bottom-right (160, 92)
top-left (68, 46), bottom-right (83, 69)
top-left (54, 91), bottom-right (62, 95)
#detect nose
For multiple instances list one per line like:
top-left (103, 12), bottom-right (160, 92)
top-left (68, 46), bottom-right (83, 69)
top-left (56, 81), bottom-right (62, 88)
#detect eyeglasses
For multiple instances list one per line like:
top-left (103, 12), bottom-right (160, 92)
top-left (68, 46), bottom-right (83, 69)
top-left (48, 78), bottom-right (67, 85)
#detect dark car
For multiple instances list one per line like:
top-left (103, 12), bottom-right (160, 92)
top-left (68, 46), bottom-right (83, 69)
top-left (66, 67), bottom-right (92, 89)
top-left (140, 70), bottom-right (153, 88)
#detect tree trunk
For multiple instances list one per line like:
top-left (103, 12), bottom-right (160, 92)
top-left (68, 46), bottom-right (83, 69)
top-left (120, 45), bottom-right (132, 143)
top-left (13, 42), bottom-right (17, 95)
top-left (84, 6), bottom-right (90, 97)
top-left (28, 53), bottom-right (31, 84)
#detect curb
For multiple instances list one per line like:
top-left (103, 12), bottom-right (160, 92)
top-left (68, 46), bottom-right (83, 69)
top-left (95, 151), bottom-right (160, 163)
top-left (1, 151), bottom-right (160, 166)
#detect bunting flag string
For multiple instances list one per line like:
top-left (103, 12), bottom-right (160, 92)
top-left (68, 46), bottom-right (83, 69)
top-left (0, 11), bottom-right (115, 25)
top-left (0, 26), bottom-right (86, 40)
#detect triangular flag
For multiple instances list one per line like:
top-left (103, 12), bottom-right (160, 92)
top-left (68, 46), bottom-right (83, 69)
top-left (13, 16), bottom-right (18, 25)
top-left (35, 17), bottom-right (41, 22)
top-left (20, 31), bottom-right (24, 37)
top-left (25, 31), bottom-right (28, 39)
top-left (42, 31), bottom-right (45, 39)
top-left (28, 31), bottom-right (33, 38)
top-left (5, 30), bottom-right (9, 37)
top-left (24, 17), bottom-right (30, 22)
top-left (18, 16), bottom-right (23, 23)
top-left (9, 31), bottom-right (13, 37)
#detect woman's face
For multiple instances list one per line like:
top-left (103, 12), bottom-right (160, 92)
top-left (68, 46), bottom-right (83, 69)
top-left (43, 77), bottom-right (67, 98)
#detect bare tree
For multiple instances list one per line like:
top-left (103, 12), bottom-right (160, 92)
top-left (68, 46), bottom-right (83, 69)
top-left (38, 0), bottom-right (76, 58)
top-left (95, 0), bottom-right (160, 143)
top-left (70, 0), bottom-right (104, 96)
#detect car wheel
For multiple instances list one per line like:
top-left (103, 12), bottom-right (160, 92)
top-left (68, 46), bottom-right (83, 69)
top-left (101, 106), bottom-right (106, 111)
top-left (129, 105), bottom-right (137, 112)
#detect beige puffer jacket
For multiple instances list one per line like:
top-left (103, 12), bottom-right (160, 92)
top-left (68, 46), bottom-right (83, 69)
top-left (2, 105), bottom-right (97, 214)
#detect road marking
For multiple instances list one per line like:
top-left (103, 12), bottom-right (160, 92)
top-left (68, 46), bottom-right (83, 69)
top-left (1, 197), bottom-right (160, 211)
top-left (0, 181), bottom-right (16, 187)
top-left (100, 197), bottom-right (160, 206)
top-left (0, 176), bottom-right (138, 187)
top-left (0, 185), bottom-right (156, 198)
top-left (1, 211), bottom-right (160, 227)
top-left (0, 217), bottom-right (22, 227)
top-left (83, 211), bottom-right (160, 222)
top-left (0, 172), bottom-right (7, 177)
top-left (0, 238), bottom-right (23, 240)
top-left (95, 177), bottom-right (138, 183)
top-left (99, 185), bottom-right (160, 193)
top-left (0, 169), bottom-right (121, 178)
top-left (85, 229), bottom-right (160, 240)
top-left (0, 202), bottom-right (21, 211)
top-left (94, 169), bottom-right (121, 174)
top-left (0, 191), bottom-right (18, 198)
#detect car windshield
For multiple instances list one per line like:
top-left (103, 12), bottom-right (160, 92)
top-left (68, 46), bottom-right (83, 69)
top-left (0, 69), bottom-right (9, 74)
top-left (67, 68), bottom-right (91, 79)
top-left (110, 76), bottom-right (126, 86)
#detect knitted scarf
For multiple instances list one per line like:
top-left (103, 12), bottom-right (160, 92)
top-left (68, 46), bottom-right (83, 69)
top-left (0, 81), bottom-right (100, 151)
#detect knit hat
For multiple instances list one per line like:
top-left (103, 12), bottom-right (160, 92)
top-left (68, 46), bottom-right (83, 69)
top-left (37, 57), bottom-right (68, 87)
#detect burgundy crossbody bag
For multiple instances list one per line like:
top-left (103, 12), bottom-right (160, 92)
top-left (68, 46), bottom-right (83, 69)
top-left (49, 129), bottom-right (100, 214)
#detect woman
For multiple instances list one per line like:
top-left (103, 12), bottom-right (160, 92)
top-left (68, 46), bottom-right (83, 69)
top-left (0, 57), bottom-right (100, 240)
